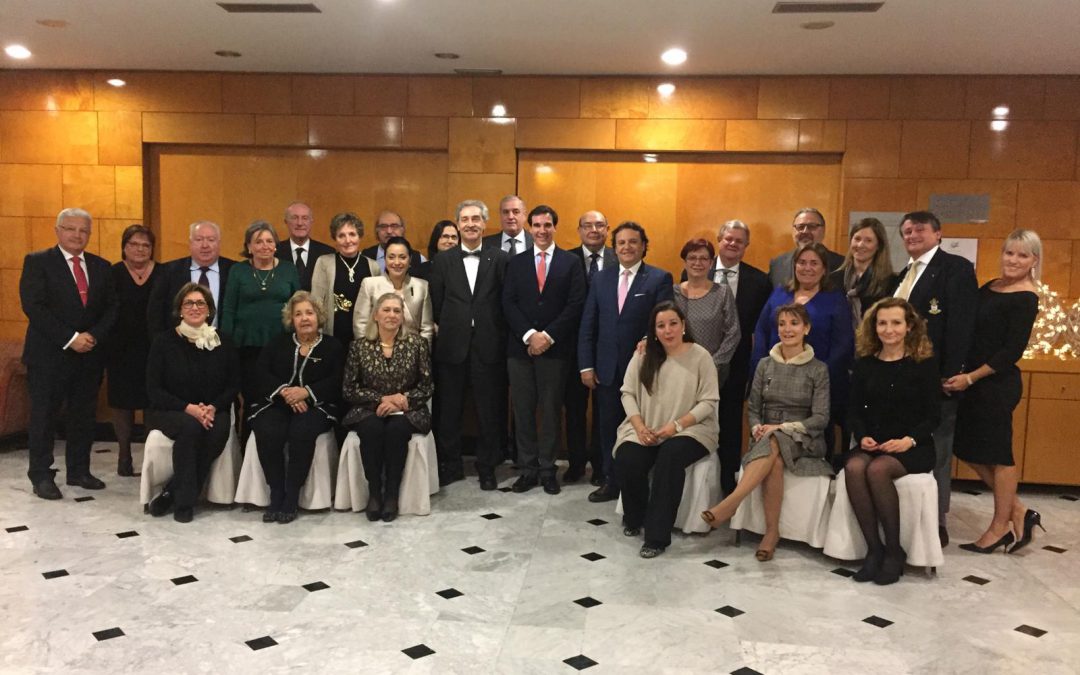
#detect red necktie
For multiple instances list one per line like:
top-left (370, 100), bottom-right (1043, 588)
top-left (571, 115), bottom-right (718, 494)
top-left (536, 251), bottom-right (547, 292)
top-left (73, 256), bottom-right (89, 306)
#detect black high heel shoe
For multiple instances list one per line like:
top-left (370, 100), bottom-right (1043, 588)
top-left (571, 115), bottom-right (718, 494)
top-left (1008, 510), bottom-right (1045, 554)
top-left (959, 531), bottom-right (1014, 554)
top-left (853, 551), bottom-right (883, 583)
top-left (874, 549), bottom-right (906, 585)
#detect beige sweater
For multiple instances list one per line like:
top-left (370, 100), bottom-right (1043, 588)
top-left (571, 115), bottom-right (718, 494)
top-left (614, 343), bottom-right (720, 454)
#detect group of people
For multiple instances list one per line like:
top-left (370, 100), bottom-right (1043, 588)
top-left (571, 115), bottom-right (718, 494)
top-left (20, 198), bottom-right (1044, 579)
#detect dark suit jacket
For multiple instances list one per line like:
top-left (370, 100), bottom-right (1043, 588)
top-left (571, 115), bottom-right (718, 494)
top-left (20, 246), bottom-right (118, 366)
top-left (248, 332), bottom-right (344, 420)
top-left (768, 246), bottom-right (845, 288)
top-left (361, 244), bottom-right (424, 277)
top-left (570, 245), bottom-right (617, 284)
top-left (889, 248), bottom-right (978, 378)
top-left (147, 256), bottom-right (236, 335)
top-left (502, 246), bottom-right (586, 360)
top-left (482, 231), bottom-right (533, 255)
top-left (429, 246), bottom-right (508, 365)
top-left (276, 238), bottom-right (334, 291)
top-left (578, 262), bottom-right (674, 387)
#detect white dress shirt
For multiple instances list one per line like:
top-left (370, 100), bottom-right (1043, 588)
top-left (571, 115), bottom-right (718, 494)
top-left (189, 260), bottom-right (222, 326)
top-left (894, 245), bottom-right (939, 297)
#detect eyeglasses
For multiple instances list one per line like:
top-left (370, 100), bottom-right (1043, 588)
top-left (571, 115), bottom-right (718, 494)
top-left (182, 300), bottom-right (208, 309)
top-left (580, 222), bottom-right (607, 231)
top-left (376, 223), bottom-right (403, 231)
top-left (685, 256), bottom-right (713, 264)
top-left (793, 222), bottom-right (824, 233)
top-left (125, 241), bottom-right (152, 249)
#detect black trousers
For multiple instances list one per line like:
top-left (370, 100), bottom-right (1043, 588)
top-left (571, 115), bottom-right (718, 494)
top-left (26, 351), bottom-right (103, 483)
top-left (237, 346), bottom-right (263, 410)
top-left (594, 383), bottom-right (625, 489)
top-left (564, 365), bottom-right (602, 474)
top-left (355, 414), bottom-right (416, 499)
top-left (615, 437), bottom-right (708, 548)
top-left (251, 402), bottom-right (332, 511)
top-left (147, 408), bottom-right (231, 508)
top-left (717, 366), bottom-right (749, 496)
top-left (507, 356), bottom-right (567, 478)
top-left (435, 352), bottom-right (507, 478)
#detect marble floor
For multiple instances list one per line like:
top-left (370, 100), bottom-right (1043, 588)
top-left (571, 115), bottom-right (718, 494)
top-left (1, 443), bottom-right (1078, 675)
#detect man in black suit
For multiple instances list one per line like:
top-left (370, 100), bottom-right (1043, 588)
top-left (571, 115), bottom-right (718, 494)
top-left (502, 205), bottom-right (587, 495)
top-left (890, 210), bottom-right (978, 546)
top-left (361, 210), bottom-right (425, 275)
top-left (482, 195), bottom-right (533, 256)
top-left (20, 208), bottom-right (119, 499)
top-left (768, 208), bottom-right (845, 287)
top-left (429, 199), bottom-right (508, 490)
top-left (275, 201), bottom-right (333, 291)
top-left (147, 220), bottom-right (235, 334)
top-left (563, 210), bottom-right (616, 484)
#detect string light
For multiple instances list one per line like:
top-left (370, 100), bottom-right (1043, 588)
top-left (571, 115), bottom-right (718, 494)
top-left (1023, 281), bottom-right (1075, 360)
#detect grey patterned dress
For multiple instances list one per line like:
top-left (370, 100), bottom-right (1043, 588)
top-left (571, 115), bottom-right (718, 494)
top-left (673, 283), bottom-right (740, 387)
top-left (743, 344), bottom-right (833, 477)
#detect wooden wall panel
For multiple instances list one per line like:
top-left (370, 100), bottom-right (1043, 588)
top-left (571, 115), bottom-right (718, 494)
top-left (969, 121), bottom-right (1077, 180)
top-left (449, 118), bottom-right (516, 173)
top-left (965, 77), bottom-right (1046, 120)
top-left (445, 173), bottom-right (516, 229)
top-left (580, 78), bottom-right (650, 119)
top-left (62, 165), bottom-right (116, 218)
top-left (472, 77), bottom-right (581, 119)
top-left (516, 119), bottom-right (615, 150)
top-left (0, 71), bottom-right (95, 111)
top-left (355, 76), bottom-right (409, 116)
top-left (828, 77), bottom-right (891, 120)
top-left (843, 121), bottom-right (902, 178)
top-left (407, 77), bottom-right (473, 117)
top-left (0, 217), bottom-right (30, 269)
top-left (255, 115), bottom-right (308, 146)
top-left (889, 77), bottom-right (967, 120)
top-left (143, 113), bottom-right (255, 145)
top-left (97, 111), bottom-right (143, 165)
top-left (615, 120), bottom-right (726, 151)
top-left (0, 111), bottom-right (98, 164)
top-left (222, 74), bottom-right (292, 114)
top-left (93, 73), bottom-right (222, 112)
top-left (308, 116), bottom-right (402, 148)
top-left (914, 179), bottom-right (1018, 236)
top-left (290, 75), bottom-right (355, 115)
top-left (646, 78), bottom-right (758, 120)
top-left (757, 77), bottom-right (829, 120)
top-left (0, 164), bottom-right (63, 217)
top-left (899, 121), bottom-right (971, 179)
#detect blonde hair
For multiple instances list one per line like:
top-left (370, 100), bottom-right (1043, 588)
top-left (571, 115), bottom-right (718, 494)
top-left (281, 291), bottom-right (328, 330)
top-left (1003, 229), bottom-right (1043, 281)
top-left (365, 292), bottom-right (407, 342)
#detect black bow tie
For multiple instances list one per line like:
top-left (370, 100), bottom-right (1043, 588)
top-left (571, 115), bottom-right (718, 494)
top-left (463, 250), bottom-right (481, 258)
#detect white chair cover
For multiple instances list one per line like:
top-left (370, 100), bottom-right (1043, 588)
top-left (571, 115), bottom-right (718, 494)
top-left (824, 470), bottom-right (944, 568)
top-left (615, 451), bottom-right (720, 535)
top-left (138, 421), bottom-right (241, 506)
top-left (729, 471), bottom-right (834, 548)
top-left (233, 430), bottom-right (339, 510)
top-left (333, 430), bottom-right (439, 516)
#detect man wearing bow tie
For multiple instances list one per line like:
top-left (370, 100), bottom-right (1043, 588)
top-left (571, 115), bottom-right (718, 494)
top-left (276, 201), bottom-right (333, 291)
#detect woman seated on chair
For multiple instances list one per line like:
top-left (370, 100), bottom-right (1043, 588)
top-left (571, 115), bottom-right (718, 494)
top-left (145, 283), bottom-right (240, 523)
top-left (342, 292), bottom-right (433, 523)
top-left (845, 297), bottom-right (939, 585)
top-left (614, 301), bottom-right (719, 560)
top-left (701, 303), bottom-right (832, 561)
top-left (248, 291), bottom-right (344, 524)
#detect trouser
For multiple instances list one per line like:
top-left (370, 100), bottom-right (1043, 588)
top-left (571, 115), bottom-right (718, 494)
top-left (934, 398), bottom-right (959, 524)
top-left (507, 356), bottom-right (567, 478)
top-left (356, 414), bottom-right (416, 498)
top-left (147, 408), bottom-right (231, 508)
top-left (251, 402), bottom-right (332, 510)
top-left (716, 366), bottom-right (749, 496)
top-left (614, 437), bottom-right (709, 548)
top-left (436, 352), bottom-right (507, 478)
top-left (26, 352), bottom-right (103, 484)
top-left (595, 383), bottom-right (625, 489)
top-left (564, 363), bottom-right (602, 473)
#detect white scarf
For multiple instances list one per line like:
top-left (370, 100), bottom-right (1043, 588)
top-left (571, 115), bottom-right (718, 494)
top-left (177, 321), bottom-right (221, 351)
top-left (768, 342), bottom-right (815, 365)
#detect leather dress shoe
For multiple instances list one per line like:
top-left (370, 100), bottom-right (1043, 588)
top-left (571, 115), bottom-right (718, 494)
top-left (589, 472), bottom-right (605, 487)
top-left (117, 456), bottom-right (135, 477)
top-left (67, 473), bottom-right (106, 490)
top-left (562, 465), bottom-right (585, 483)
top-left (479, 475), bottom-right (497, 491)
top-left (511, 474), bottom-right (538, 493)
top-left (588, 484), bottom-right (619, 503)
top-left (149, 490), bottom-right (174, 517)
top-left (33, 479), bottom-right (63, 500)
top-left (542, 475), bottom-right (561, 495)
top-left (939, 526), bottom-right (949, 548)
top-left (174, 507), bottom-right (194, 523)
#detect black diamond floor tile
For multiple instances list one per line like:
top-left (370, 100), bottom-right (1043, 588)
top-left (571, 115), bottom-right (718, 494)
top-left (1059, 494), bottom-right (1078, 502)
top-left (581, 552), bottom-right (606, 562)
top-left (344, 539), bottom-right (368, 548)
top-left (564, 654), bottom-right (598, 670)
top-left (863, 615), bottom-right (893, 628)
top-left (74, 496), bottom-right (95, 502)
top-left (574, 596), bottom-right (602, 608)
top-left (963, 575), bottom-right (990, 585)
top-left (462, 546), bottom-right (485, 555)
top-left (230, 535), bottom-right (252, 543)
top-left (831, 567), bottom-right (855, 577)
top-left (246, 636), bottom-right (278, 650)
top-left (6, 525), bottom-right (29, 533)
top-left (716, 605), bottom-right (745, 618)
top-left (437, 588), bottom-right (463, 599)
top-left (115, 531), bottom-right (139, 539)
top-left (402, 644), bottom-right (435, 659)
top-left (704, 559), bottom-right (729, 569)
top-left (481, 513), bottom-right (502, 520)
top-left (93, 448), bottom-right (112, 454)
top-left (303, 581), bottom-right (329, 592)
top-left (42, 569), bottom-right (69, 580)
top-left (93, 627), bottom-right (124, 641)
top-left (731, 668), bottom-right (763, 675)
top-left (1015, 624), bottom-right (1047, 638)
top-left (962, 489), bottom-right (982, 496)
top-left (586, 518), bottom-right (608, 526)
top-left (497, 487), bottom-right (513, 493)
top-left (170, 575), bottom-right (197, 585)
top-left (1043, 545), bottom-right (1067, 553)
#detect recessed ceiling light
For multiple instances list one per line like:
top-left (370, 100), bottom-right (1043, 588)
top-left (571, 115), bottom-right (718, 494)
top-left (434, 52), bottom-right (460, 60)
top-left (992, 105), bottom-right (1009, 117)
top-left (536, 165), bottom-right (553, 174)
top-left (491, 104), bottom-right (507, 117)
top-left (5, 45), bottom-right (32, 59)
top-left (643, 153), bottom-right (659, 163)
top-left (990, 120), bottom-right (1008, 132)
top-left (801, 21), bottom-right (835, 29)
top-left (214, 50), bottom-right (242, 58)
top-left (36, 19), bottom-right (68, 28)
top-left (106, 78), bottom-right (126, 88)
top-left (656, 83), bottom-right (676, 97)
top-left (661, 48), bottom-right (687, 66)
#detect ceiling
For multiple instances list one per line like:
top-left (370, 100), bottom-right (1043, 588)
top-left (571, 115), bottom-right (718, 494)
top-left (2, 0), bottom-right (1079, 75)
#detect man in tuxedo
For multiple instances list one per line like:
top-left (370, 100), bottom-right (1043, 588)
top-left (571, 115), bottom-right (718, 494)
top-left (20, 208), bottom-right (119, 499)
top-left (768, 207), bottom-right (845, 287)
top-left (361, 210), bottom-right (424, 274)
top-left (890, 210), bottom-right (978, 546)
top-left (276, 201), bottom-right (333, 291)
top-left (578, 222), bottom-right (674, 502)
top-left (563, 210), bottom-right (616, 484)
top-left (148, 220), bottom-right (235, 334)
top-left (429, 199), bottom-right (508, 490)
top-left (483, 195), bottom-right (533, 256)
top-left (502, 205), bottom-right (586, 495)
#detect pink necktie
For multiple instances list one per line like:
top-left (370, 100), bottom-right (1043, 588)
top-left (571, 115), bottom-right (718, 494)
top-left (617, 268), bottom-right (630, 313)
top-left (72, 256), bottom-right (89, 306)
top-left (536, 251), bottom-right (547, 292)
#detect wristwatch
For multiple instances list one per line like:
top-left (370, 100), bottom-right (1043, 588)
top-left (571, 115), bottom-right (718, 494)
top-left (674, 419), bottom-right (684, 433)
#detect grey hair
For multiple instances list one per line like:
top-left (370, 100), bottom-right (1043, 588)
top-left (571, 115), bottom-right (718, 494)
top-left (718, 219), bottom-right (751, 244)
top-left (456, 199), bottom-right (490, 222)
top-left (364, 292), bottom-right (410, 342)
top-left (793, 207), bottom-right (826, 229)
top-left (281, 290), bottom-right (328, 330)
top-left (1003, 229), bottom-right (1043, 281)
top-left (188, 220), bottom-right (221, 239)
top-left (284, 201), bottom-right (313, 220)
top-left (499, 195), bottom-right (526, 211)
top-left (241, 220), bottom-right (278, 259)
top-left (56, 207), bottom-right (92, 229)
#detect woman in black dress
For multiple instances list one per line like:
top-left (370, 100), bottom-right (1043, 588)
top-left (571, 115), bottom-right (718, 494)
top-left (310, 212), bottom-right (379, 347)
top-left (845, 297), bottom-right (939, 585)
top-left (946, 230), bottom-right (1042, 553)
top-left (107, 225), bottom-right (162, 476)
